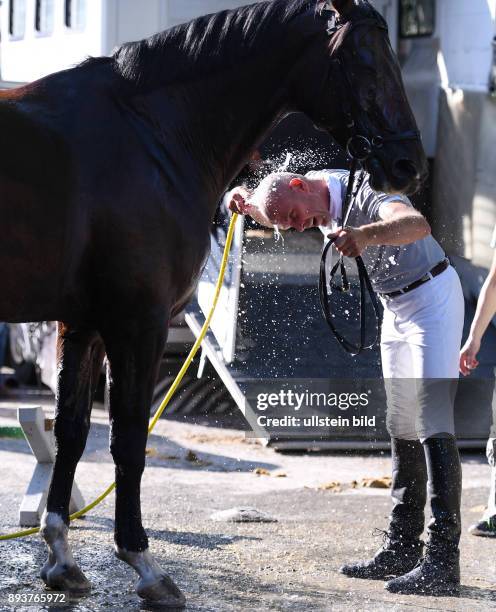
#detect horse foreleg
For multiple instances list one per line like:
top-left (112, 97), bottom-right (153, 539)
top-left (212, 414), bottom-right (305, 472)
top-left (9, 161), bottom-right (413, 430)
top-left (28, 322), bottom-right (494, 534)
top-left (103, 319), bottom-right (185, 608)
top-left (40, 325), bottom-right (103, 594)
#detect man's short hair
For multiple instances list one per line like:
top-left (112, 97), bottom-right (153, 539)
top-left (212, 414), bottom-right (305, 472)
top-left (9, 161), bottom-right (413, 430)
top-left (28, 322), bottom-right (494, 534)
top-left (249, 172), bottom-right (302, 222)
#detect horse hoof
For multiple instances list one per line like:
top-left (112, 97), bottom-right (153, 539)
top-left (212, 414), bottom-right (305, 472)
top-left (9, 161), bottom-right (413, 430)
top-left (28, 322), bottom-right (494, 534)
top-left (136, 574), bottom-right (186, 608)
top-left (43, 563), bottom-right (91, 594)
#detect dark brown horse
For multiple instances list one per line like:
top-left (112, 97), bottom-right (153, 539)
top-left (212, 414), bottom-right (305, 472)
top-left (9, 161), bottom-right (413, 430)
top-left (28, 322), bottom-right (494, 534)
top-left (0, 0), bottom-right (426, 606)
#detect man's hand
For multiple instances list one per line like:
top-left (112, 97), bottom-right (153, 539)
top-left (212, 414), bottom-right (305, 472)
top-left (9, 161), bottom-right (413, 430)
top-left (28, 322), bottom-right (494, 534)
top-left (327, 227), bottom-right (368, 258)
top-left (459, 336), bottom-right (481, 376)
top-left (227, 186), bottom-right (251, 215)
top-left (226, 186), bottom-right (274, 228)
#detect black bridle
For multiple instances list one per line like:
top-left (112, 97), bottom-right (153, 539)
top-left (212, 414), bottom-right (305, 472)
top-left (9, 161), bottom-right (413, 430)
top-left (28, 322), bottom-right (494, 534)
top-left (319, 2), bottom-right (422, 156)
top-left (317, 2), bottom-right (422, 356)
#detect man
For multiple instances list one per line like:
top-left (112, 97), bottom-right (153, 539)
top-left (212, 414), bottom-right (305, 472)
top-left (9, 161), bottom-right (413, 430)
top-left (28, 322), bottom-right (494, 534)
top-left (228, 168), bottom-right (464, 595)
top-left (459, 226), bottom-right (496, 537)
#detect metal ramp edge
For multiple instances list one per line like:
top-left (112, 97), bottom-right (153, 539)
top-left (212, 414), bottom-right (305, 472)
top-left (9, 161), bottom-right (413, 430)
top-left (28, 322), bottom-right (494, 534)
top-left (185, 311), bottom-right (268, 443)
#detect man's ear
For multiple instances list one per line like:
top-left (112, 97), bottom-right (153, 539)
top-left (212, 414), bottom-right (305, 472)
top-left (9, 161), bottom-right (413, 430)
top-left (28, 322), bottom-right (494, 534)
top-left (289, 177), bottom-right (309, 192)
top-left (331, 0), bottom-right (355, 16)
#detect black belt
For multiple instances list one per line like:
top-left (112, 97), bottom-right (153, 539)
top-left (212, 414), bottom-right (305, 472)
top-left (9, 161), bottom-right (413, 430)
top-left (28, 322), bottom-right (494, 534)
top-left (380, 258), bottom-right (450, 299)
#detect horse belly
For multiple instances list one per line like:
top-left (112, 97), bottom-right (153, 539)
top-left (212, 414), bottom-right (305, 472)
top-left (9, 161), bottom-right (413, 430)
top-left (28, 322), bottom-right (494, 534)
top-left (92, 207), bottom-right (211, 325)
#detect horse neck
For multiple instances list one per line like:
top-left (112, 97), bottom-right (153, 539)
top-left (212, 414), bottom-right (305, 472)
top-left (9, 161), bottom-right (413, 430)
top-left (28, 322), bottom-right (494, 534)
top-left (188, 18), bottom-right (328, 203)
top-left (179, 56), bottom-right (292, 198)
top-left (139, 8), bottom-right (323, 211)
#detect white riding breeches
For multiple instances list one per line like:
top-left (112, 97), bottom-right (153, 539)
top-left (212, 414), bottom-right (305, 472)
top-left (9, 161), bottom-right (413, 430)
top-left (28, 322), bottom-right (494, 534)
top-left (380, 265), bottom-right (464, 442)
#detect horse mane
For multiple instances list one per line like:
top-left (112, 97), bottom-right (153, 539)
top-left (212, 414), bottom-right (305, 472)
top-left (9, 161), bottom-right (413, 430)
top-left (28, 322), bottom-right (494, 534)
top-left (111, 0), bottom-right (315, 90)
top-left (343, 0), bottom-right (388, 29)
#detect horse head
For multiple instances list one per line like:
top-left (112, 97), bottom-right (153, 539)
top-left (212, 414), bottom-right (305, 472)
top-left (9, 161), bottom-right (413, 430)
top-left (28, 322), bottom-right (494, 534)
top-left (298, 0), bottom-right (427, 195)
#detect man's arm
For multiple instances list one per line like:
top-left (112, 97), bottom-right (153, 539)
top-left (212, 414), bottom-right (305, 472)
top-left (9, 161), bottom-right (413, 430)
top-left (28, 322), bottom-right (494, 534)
top-left (360, 200), bottom-right (431, 245)
top-left (329, 201), bottom-right (431, 258)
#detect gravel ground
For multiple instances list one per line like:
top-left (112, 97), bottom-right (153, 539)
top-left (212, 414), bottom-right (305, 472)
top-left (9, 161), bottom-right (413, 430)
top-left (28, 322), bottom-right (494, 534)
top-left (0, 402), bottom-right (495, 612)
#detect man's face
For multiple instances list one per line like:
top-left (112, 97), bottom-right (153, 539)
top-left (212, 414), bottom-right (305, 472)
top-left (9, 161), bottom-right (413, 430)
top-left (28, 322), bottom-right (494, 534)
top-left (253, 174), bottom-right (331, 232)
top-left (266, 195), bottom-right (330, 232)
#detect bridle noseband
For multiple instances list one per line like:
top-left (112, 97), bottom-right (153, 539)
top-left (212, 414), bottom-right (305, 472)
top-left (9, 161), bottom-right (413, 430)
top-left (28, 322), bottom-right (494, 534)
top-left (317, 2), bottom-right (421, 356)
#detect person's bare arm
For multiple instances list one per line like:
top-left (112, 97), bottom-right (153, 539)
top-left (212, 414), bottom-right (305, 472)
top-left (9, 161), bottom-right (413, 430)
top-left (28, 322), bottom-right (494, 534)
top-left (360, 201), bottom-right (431, 245)
top-left (460, 250), bottom-right (496, 375)
top-left (329, 201), bottom-right (431, 257)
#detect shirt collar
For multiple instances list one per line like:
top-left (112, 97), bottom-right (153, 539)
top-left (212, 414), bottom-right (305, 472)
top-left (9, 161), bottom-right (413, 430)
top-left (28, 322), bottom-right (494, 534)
top-left (327, 174), bottom-right (343, 226)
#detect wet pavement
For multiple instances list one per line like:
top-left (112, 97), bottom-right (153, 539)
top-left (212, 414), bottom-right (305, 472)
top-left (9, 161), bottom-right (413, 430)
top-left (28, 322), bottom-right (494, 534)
top-left (1, 401), bottom-right (495, 611)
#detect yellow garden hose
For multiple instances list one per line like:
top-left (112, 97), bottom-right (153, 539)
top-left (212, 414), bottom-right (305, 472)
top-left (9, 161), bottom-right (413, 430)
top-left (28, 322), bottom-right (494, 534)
top-left (0, 214), bottom-right (239, 541)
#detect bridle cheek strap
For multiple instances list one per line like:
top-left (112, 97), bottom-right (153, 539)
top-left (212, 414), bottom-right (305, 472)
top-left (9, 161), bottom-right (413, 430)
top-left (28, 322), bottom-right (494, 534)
top-left (329, 57), bottom-right (422, 160)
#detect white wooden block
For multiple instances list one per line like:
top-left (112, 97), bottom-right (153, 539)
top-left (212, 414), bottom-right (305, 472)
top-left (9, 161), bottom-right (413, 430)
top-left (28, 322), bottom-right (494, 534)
top-left (18, 405), bottom-right (55, 463)
top-left (19, 463), bottom-right (52, 527)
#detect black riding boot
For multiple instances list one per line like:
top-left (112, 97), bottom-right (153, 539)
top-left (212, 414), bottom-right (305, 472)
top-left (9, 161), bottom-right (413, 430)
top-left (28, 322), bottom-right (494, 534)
top-left (386, 434), bottom-right (461, 595)
top-left (340, 438), bottom-right (426, 580)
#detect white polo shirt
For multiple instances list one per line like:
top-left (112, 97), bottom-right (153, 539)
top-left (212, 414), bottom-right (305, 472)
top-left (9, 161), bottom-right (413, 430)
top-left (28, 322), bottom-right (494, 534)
top-left (307, 169), bottom-right (446, 294)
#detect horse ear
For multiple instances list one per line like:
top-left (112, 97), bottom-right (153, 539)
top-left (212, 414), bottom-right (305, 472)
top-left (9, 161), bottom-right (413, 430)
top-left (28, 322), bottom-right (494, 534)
top-left (331, 0), bottom-right (355, 16)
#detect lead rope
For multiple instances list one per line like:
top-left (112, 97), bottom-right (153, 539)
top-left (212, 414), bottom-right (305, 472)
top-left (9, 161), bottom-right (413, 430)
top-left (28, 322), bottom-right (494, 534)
top-left (319, 160), bottom-right (382, 356)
